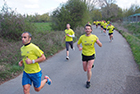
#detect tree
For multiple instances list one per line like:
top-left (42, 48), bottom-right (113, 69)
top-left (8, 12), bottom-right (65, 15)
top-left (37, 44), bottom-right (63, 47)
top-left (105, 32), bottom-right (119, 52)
top-left (101, 3), bottom-right (122, 21)
top-left (51, 0), bottom-right (90, 30)
top-left (90, 9), bottom-right (102, 21)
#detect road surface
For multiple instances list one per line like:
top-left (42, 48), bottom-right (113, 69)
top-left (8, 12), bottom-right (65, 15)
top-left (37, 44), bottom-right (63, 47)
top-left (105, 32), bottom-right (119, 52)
top-left (0, 25), bottom-right (140, 94)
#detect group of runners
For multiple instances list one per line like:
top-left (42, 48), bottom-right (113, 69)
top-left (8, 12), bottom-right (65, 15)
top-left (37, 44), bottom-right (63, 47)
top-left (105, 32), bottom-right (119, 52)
top-left (93, 20), bottom-right (115, 42)
top-left (19, 21), bottom-right (115, 93)
top-left (64, 23), bottom-right (102, 88)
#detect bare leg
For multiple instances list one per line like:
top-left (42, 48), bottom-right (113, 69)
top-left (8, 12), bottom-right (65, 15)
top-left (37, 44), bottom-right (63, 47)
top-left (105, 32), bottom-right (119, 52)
top-left (23, 84), bottom-right (31, 94)
top-left (87, 60), bottom-right (94, 81)
top-left (83, 61), bottom-right (88, 72)
top-left (66, 51), bottom-right (69, 57)
top-left (34, 79), bottom-right (47, 92)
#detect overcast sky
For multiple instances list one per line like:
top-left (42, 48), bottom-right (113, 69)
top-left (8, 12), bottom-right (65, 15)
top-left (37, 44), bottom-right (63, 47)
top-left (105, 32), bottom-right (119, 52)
top-left (0, 0), bottom-right (140, 15)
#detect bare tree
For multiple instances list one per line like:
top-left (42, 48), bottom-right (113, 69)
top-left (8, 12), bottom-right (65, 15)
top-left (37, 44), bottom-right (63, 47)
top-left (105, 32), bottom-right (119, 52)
top-left (98, 0), bottom-right (116, 7)
top-left (81, 0), bottom-right (99, 10)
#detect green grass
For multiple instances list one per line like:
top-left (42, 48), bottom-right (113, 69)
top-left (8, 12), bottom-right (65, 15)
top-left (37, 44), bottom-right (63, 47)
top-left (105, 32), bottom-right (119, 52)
top-left (34, 22), bottom-right (52, 33)
top-left (117, 29), bottom-right (140, 69)
top-left (123, 23), bottom-right (140, 39)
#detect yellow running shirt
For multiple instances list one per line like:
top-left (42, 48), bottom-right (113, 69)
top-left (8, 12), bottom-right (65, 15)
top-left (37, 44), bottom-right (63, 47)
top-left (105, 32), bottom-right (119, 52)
top-left (107, 21), bottom-right (110, 24)
top-left (107, 25), bottom-right (115, 33)
top-left (101, 21), bottom-right (104, 26)
top-left (103, 23), bottom-right (108, 28)
top-left (21, 43), bottom-right (43, 73)
top-left (95, 21), bottom-right (99, 25)
top-left (65, 29), bottom-right (75, 42)
top-left (77, 34), bottom-right (98, 56)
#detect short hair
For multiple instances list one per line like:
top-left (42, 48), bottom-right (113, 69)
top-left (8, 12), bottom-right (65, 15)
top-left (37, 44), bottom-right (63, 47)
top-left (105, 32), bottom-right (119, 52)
top-left (84, 24), bottom-right (92, 30)
top-left (22, 32), bottom-right (32, 38)
top-left (109, 22), bottom-right (112, 25)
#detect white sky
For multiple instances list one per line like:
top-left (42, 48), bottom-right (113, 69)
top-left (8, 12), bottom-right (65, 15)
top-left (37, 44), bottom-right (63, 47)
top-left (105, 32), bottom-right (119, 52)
top-left (0, 0), bottom-right (140, 15)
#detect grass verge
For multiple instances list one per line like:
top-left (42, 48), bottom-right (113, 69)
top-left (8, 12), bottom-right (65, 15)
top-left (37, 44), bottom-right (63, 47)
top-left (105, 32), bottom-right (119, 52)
top-left (116, 28), bottom-right (140, 69)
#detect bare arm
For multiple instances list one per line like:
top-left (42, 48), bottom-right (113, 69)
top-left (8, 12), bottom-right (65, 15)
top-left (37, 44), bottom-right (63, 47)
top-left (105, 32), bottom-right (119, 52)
top-left (77, 44), bottom-right (82, 51)
top-left (96, 39), bottom-right (102, 47)
top-left (25, 54), bottom-right (46, 64)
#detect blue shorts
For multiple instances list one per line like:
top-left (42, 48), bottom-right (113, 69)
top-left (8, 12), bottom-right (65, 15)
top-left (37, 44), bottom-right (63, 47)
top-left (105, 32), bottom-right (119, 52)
top-left (22, 71), bottom-right (42, 88)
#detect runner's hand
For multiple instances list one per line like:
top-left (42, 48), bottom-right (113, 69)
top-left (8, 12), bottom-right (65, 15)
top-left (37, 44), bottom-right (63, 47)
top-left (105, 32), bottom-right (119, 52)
top-left (96, 38), bottom-right (99, 43)
top-left (79, 47), bottom-right (82, 51)
top-left (19, 61), bottom-right (23, 66)
top-left (67, 34), bottom-right (70, 36)
top-left (25, 58), bottom-right (32, 64)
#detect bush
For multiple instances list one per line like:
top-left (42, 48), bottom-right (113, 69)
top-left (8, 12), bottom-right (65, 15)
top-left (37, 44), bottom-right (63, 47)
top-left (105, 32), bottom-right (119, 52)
top-left (0, 1), bottom-right (35, 41)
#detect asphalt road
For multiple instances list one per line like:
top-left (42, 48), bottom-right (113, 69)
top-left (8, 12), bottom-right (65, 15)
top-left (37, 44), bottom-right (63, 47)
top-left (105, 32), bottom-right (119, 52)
top-left (0, 25), bottom-right (140, 94)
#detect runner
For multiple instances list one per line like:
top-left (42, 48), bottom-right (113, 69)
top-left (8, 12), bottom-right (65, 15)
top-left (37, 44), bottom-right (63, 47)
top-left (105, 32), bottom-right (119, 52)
top-left (77, 24), bottom-right (102, 88)
top-left (103, 21), bottom-right (108, 35)
top-left (100, 20), bottom-right (104, 33)
top-left (107, 20), bottom-right (110, 25)
top-left (107, 22), bottom-right (115, 42)
top-left (95, 21), bottom-right (99, 28)
top-left (87, 22), bottom-right (91, 25)
top-left (64, 24), bottom-right (75, 60)
top-left (19, 32), bottom-right (52, 94)
top-left (98, 20), bottom-right (101, 27)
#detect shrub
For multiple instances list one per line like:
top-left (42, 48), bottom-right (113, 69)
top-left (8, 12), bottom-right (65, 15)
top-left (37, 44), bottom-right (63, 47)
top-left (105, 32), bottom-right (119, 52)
top-left (0, 1), bottom-right (35, 41)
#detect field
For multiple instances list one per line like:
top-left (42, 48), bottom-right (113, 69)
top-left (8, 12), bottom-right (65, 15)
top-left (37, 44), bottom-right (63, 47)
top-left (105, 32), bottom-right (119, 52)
top-left (0, 22), bottom-right (84, 84)
top-left (34, 22), bottom-right (52, 33)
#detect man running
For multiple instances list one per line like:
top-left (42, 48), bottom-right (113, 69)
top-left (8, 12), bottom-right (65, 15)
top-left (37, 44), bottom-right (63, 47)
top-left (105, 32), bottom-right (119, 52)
top-left (103, 21), bottom-right (108, 35)
top-left (95, 20), bottom-right (99, 28)
top-left (19, 32), bottom-right (52, 94)
top-left (100, 20), bottom-right (104, 33)
top-left (107, 23), bottom-right (115, 42)
top-left (87, 22), bottom-right (91, 25)
top-left (64, 24), bottom-right (75, 60)
top-left (77, 24), bottom-right (102, 88)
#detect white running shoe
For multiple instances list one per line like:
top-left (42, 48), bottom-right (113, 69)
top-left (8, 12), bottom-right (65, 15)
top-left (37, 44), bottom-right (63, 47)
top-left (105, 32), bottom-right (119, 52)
top-left (72, 47), bottom-right (75, 51)
top-left (66, 56), bottom-right (69, 60)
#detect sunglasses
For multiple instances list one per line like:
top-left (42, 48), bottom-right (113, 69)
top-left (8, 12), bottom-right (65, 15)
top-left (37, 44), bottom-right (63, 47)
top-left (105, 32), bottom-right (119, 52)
top-left (22, 36), bottom-right (27, 39)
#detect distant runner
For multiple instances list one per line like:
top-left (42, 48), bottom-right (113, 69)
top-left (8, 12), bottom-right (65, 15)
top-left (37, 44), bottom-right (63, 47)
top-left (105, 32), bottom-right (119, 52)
top-left (95, 21), bottom-right (99, 28)
top-left (103, 21), bottom-right (108, 35)
top-left (19, 32), bottom-right (52, 94)
top-left (77, 24), bottom-right (102, 88)
top-left (87, 22), bottom-right (91, 25)
top-left (107, 23), bottom-right (115, 42)
top-left (100, 20), bottom-right (104, 33)
top-left (64, 24), bottom-right (75, 60)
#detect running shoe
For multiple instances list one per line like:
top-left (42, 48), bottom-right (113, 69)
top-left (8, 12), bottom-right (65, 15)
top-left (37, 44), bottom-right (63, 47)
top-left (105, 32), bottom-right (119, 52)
top-left (66, 56), bottom-right (69, 60)
top-left (86, 81), bottom-right (91, 88)
top-left (109, 40), bottom-right (112, 43)
top-left (44, 75), bottom-right (52, 85)
top-left (72, 47), bottom-right (75, 51)
top-left (92, 64), bottom-right (94, 68)
top-left (112, 37), bottom-right (113, 41)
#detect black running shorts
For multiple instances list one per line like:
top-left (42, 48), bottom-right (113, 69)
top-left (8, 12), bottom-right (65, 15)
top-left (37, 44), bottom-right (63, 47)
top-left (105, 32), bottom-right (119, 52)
top-left (108, 33), bottom-right (113, 36)
top-left (82, 54), bottom-right (95, 62)
top-left (103, 28), bottom-right (106, 30)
